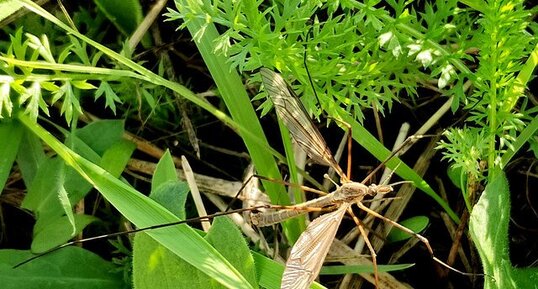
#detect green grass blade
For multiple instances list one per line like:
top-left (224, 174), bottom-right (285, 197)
top-left (320, 263), bottom-right (414, 274)
top-left (18, 113), bottom-right (254, 289)
top-left (171, 0), bottom-right (302, 242)
top-left (252, 252), bottom-right (325, 289)
top-left (19, 0), bottom-right (302, 245)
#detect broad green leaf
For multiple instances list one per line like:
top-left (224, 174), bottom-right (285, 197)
top-left (94, 0), bottom-right (150, 47)
top-left (0, 247), bottom-right (126, 289)
top-left (16, 128), bottom-right (46, 187)
top-left (447, 165), bottom-right (464, 189)
top-left (75, 119), bottom-right (125, 155)
top-left (100, 139), bottom-right (136, 177)
top-left (469, 168), bottom-right (514, 289)
top-left (31, 214), bottom-right (98, 253)
top-left (22, 120), bottom-right (254, 288)
top-left (133, 181), bottom-right (193, 289)
top-left (386, 216), bottom-right (429, 243)
top-left (206, 217), bottom-right (257, 288)
top-left (22, 158), bottom-right (66, 220)
top-left (18, 112), bottom-right (253, 289)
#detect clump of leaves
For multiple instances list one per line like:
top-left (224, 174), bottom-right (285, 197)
top-left (436, 1), bottom-right (535, 193)
top-left (171, 1), bottom-right (477, 122)
top-left (172, 0), bottom-right (536, 191)
top-left (0, 8), bottom-right (178, 127)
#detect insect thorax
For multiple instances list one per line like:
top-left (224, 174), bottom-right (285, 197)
top-left (332, 182), bottom-right (372, 203)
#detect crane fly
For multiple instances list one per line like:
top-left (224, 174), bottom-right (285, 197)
top-left (256, 68), bottom-right (457, 289)
top-left (256, 68), bottom-right (393, 288)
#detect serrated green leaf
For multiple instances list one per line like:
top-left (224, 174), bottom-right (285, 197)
top-left (40, 81), bottom-right (59, 92)
top-left (20, 81), bottom-right (47, 122)
top-left (94, 82), bottom-right (121, 113)
top-left (71, 80), bottom-right (96, 90)
top-left (0, 82), bottom-right (14, 118)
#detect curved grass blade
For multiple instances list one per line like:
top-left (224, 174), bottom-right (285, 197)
top-left (18, 113), bottom-right (255, 289)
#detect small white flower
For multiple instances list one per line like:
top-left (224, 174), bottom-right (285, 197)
top-left (438, 64), bottom-right (456, 89)
top-left (378, 31), bottom-right (393, 47)
top-left (416, 49), bottom-right (433, 67)
top-left (407, 43), bottom-right (422, 56)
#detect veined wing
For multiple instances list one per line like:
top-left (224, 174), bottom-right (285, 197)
top-left (280, 204), bottom-right (349, 289)
top-left (260, 68), bottom-right (345, 179)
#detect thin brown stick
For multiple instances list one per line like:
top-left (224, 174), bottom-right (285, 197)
top-left (445, 210), bottom-right (470, 276)
top-left (182, 156), bottom-right (210, 232)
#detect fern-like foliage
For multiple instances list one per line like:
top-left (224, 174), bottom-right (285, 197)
top-left (0, 9), bottom-right (170, 125)
top-left (437, 1), bottom-right (535, 184)
top-left (170, 0), bottom-right (536, 191)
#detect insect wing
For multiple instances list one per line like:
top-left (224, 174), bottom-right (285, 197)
top-left (280, 205), bottom-right (349, 289)
top-left (260, 68), bottom-right (344, 177)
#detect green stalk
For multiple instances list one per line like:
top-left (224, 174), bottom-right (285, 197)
top-left (172, 0), bottom-right (302, 242)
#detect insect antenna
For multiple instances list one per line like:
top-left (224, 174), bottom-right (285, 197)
top-left (302, 25), bottom-right (355, 181)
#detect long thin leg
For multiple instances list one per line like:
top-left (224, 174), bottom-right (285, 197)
top-left (348, 209), bottom-right (380, 288)
top-left (346, 123), bottom-right (353, 180)
top-left (254, 174), bottom-right (327, 196)
top-left (361, 134), bottom-right (433, 184)
top-left (226, 174), bottom-right (328, 211)
top-left (326, 118), bottom-right (353, 182)
top-left (356, 202), bottom-right (476, 276)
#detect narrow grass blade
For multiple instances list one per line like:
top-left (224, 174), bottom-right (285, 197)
top-left (18, 113), bottom-right (254, 289)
